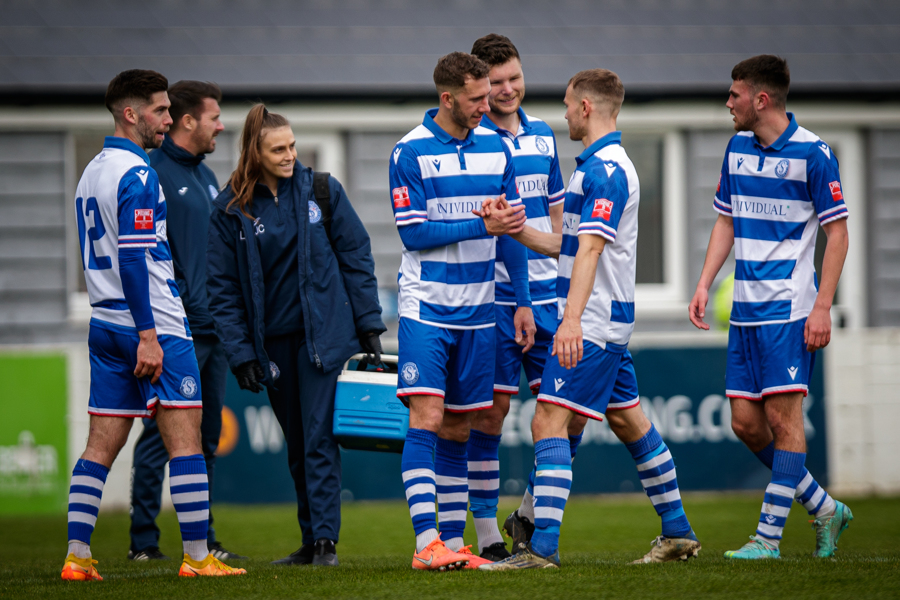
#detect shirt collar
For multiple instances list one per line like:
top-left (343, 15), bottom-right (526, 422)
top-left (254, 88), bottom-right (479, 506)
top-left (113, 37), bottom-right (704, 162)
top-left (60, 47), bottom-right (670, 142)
top-left (479, 108), bottom-right (531, 137)
top-left (424, 108), bottom-right (476, 146)
top-left (576, 131), bottom-right (622, 166)
top-left (756, 112), bottom-right (798, 151)
top-left (104, 136), bottom-right (150, 165)
top-left (160, 134), bottom-right (205, 166)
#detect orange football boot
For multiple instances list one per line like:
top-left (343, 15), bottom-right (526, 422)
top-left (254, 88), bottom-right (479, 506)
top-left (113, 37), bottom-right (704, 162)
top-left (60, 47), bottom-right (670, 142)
top-left (178, 554), bottom-right (247, 577)
top-left (61, 554), bottom-right (103, 581)
top-left (411, 535), bottom-right (470, 571)
top-left (457, 545), bottom-right (494, 569)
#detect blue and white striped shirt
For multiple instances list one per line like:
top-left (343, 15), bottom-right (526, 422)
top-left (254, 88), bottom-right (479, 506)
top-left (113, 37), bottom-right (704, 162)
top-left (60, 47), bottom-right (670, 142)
top-left (558, 132), bottom-right (638, 349)
top-left (714, 114), bottom-right (849, 325)
top-left (480, 109), bottom-right (565, 305)
top-left (390, 109), bottom-right (520, 329)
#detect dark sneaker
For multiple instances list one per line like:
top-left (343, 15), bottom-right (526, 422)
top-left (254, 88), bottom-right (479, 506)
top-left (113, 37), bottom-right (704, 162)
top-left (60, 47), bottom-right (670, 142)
top-left (479, 542), bottom-right (560, 570)
top-left (312, 538), bottom-right (339, 566)
top-left (502, 510), bottom-right (535, 549)
top-left (480, 541), bottom-right (511, 561)
top-left (271, 544), bottom-right (314, 565)
top-left (127, 547), bottom-right (170, 561)
top-left (208, 541), bottom-right (248, 561)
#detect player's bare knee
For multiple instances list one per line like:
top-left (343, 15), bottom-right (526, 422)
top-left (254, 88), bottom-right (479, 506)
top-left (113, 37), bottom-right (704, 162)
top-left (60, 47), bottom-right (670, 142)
top-left (567, 413), bottom-right (588, 436)
top-left (473, 403), bottom-right (507, 436)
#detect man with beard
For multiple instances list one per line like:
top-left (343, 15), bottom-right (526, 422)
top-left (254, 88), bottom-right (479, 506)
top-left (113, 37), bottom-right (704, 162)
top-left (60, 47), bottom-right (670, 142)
top-left (689, 55), bottom-right (852, 559)
top-left (64, 70), bottom-right (245, 580)
top-left (466, 34), bottom-right (587, 561)
top-left (128, 80), bottom-right (246, 563)
top-left (389, 52), bottom-right (528, 571)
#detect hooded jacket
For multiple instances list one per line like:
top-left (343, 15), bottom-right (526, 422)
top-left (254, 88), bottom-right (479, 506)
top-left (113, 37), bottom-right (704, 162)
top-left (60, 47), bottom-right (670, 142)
top-left (207, 162), bottom-right (385, 383)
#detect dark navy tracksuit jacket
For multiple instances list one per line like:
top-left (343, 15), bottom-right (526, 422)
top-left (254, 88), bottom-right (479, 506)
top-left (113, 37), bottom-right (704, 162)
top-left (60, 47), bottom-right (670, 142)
top-left (207, 162), bottom-right (385, 542)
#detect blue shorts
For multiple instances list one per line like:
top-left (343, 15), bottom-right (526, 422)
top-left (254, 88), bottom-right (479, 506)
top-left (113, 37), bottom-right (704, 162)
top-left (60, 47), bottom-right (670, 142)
top-left (88, 321), bottom-right (203, 418)
top-left (397, 317), bottom-right (495, 413)
top-left (494, 303), bottom-right (558, 394)
top-left (536, 340), bottom-right (640, 421)
top-left (726, 319), bottom-right (815, 400)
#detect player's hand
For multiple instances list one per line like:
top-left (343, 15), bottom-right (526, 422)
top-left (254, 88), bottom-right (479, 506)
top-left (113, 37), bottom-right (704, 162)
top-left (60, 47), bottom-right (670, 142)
top-left (234, 360), bottom-right (265, 393)
top-left (134, 328), bottom-right (164, 384)
top-left (480, 194), bottom-right (526, 236)
top-left (513, 306), bottom-right (536, 354)
top-left (805, 305), bottom-right (832, 352)
top-left (360, 331), bottom-right (383, 364)
top-left (688, 287), bottom-right (711, 330)
top-left (552, 317), bottom-right (583, 369)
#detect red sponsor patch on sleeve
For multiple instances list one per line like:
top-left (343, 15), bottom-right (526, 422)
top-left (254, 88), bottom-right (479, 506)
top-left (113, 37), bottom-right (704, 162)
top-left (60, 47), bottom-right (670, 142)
top-left (134, 209), bottom-right (154, 230)
top-left (392, 186), bottom-right (410, 208)
top-left (591, 198), bottom-right (613, 221)
top-left (716, 174), bottom-right (721, 193)
top-left (829, 181), bottom-right (843, 201)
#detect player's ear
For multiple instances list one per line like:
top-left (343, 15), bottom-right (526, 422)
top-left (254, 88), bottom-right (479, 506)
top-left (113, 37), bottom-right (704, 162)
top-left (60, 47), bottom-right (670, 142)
top-left (182, 113), bottom-right (195, 131)
top-left (122, 105), bottom-right (139, 126)
top-left (440, 89), bottom-right (454, 110)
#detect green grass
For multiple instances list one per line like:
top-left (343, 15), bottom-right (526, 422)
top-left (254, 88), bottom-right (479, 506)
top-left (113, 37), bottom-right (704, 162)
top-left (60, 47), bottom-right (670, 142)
top-left (3, 493), bottom-right (899, 599)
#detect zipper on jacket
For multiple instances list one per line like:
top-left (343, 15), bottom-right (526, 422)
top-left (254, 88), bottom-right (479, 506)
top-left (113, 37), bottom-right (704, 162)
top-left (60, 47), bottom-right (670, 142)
top-left (273, 195), bottom-right (286, 224)
top-left (299, 187), bottom-right (322, 369)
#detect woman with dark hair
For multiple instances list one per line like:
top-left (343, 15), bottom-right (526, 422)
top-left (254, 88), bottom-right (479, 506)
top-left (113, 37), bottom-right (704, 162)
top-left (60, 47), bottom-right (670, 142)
top-left (207, 105), bottom-right (385, 566)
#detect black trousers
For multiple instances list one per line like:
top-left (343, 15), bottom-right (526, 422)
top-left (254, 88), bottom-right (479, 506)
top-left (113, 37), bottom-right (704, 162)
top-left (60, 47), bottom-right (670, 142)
top-left (264, 333), bottom-right (342, 544)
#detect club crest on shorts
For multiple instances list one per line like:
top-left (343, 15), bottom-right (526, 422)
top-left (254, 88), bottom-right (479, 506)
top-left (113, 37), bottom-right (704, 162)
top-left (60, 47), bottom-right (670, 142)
top-left (535, 137), bottom-right (550, 155)
top-left (180, 376), bottom-right (198, 399)
top-left (401, 362), bottom-right (419, 385)
top-left (775, 159), bottom-right (790, 179)
top-left (269, 361), bottom-right (281, 381)
top-left (309, 200), bottom-right (322, 223)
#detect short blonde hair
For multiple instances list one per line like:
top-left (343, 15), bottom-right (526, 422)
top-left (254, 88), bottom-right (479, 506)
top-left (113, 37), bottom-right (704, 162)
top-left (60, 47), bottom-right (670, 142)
top-left (568, 69), bottom-right (624, 116)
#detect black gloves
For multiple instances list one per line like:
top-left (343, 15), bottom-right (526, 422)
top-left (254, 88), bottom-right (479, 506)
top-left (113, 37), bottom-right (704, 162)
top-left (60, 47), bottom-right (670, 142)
top-left (359, 332), bottom-right (383, 365)
top-left (234, 360), bottom-right (265, 393)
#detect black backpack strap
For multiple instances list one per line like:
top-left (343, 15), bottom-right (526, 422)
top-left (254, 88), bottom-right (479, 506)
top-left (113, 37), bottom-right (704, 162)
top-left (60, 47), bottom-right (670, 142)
top-left (313, 171), bottom-right (332, 241)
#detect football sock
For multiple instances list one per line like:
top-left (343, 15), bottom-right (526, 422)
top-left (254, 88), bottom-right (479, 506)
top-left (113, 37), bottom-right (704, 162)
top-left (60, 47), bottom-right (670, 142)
top-left (519, 464), bottom-right (536, 521)
top-left (757, 449), bottom-right (806, 547)
top-left (626, 424), bottom-right (692, 538)
top-left (67, 458), bottom-right (109, 559)
top-left (569, 432), bottom-right (584, 459)
top-left (467, 429), bottom-right (503, 551)
top-left (435, 437), bottom-right (468, 552)
top-left (754, 441), bottom-right (836, 517)
top-left (519, 432), bottom-right (583, 523)
top-left (169, 454), bottom-right (210, 562)
top-left (530, 437), bottom-right (572, 558)
top-left (401, 428), bottom-right (438, 552)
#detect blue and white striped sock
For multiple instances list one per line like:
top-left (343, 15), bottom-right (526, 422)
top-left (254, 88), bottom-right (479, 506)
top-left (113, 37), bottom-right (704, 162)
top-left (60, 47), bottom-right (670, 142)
top-left (627, 424), bottom-right (692, 539)
top-left (402, 428), bottom-right (438, 552)
top-left (757, 449), bottom-right (806, 546)
top-left (530, 437), bottom-right (572, 558)
top-left (169, 454), bottom-right (209, 562)
top-left (519, 433), bottom-right (583, 522)
top-left (436, 437), bottom-right (468, 551)
top-left (467, 429), bottom-right (503, 551)
top-left (67, 459), bottom-right (109, 559)
top-left (755, 442), bottom-right (836, 517)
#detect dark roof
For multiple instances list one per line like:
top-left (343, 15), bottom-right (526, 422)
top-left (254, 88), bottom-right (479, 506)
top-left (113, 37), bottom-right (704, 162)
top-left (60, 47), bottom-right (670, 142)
top-left (2, 0), bottom-right (899, 100)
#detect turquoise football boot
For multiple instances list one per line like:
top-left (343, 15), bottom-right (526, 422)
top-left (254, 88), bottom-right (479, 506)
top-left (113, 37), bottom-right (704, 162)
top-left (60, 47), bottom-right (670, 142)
top-left (724, 535), bottom-right (781, 560)
top-left (812, 500), bottom-right (853, 558)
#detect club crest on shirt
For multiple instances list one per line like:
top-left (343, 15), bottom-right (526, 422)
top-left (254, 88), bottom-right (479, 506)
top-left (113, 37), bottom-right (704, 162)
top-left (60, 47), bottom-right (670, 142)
top-left (401, 362), bottom-right (419, 385)
top-left (180, 376), bottom-right (198, 399)
top-left (208, 184), bottom-right (219, 200)
top-left (592, 198), bottom-right (613, 221)
top-left (535, 137), bottom-right (550, 155)
top-left (775, 159), bottom-right (790, 179)
top-left (309, 200), bottom-right (322, 223)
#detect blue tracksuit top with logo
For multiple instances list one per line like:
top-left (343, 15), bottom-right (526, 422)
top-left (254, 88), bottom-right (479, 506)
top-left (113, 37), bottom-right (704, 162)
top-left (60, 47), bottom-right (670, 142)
top-left (149, 135), bottom-right (220, 336)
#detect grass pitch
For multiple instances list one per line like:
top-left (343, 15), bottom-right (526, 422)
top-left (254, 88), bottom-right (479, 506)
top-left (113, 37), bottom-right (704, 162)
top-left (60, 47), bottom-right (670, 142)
top-left (3, 493), bottom-right (898, 599)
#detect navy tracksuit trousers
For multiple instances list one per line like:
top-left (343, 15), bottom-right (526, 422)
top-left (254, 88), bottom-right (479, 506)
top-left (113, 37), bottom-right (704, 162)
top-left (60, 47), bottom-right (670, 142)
top-left (264, 332), bottom-right (342, 544)
top-left (129, 334), bottom-right (227, 552)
